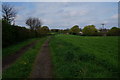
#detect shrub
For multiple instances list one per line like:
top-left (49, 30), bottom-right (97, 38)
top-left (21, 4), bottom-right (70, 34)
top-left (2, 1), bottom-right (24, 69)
top-left (107, 27), bottom-right (120, 36)
top-left (69, 25), bottom-right (80, 35)
top-left (82, 25), bottom-right (98, 36)
top-left (2, 20), bottom-right (36, 47)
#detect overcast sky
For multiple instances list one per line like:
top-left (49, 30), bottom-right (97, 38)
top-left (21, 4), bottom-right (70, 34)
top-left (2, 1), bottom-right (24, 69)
top-left (4, 2), bottom-right (118, 29)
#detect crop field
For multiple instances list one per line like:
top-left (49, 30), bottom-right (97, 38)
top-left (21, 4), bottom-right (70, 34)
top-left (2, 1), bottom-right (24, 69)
top-left (50, 34), bottom-right (119, 78)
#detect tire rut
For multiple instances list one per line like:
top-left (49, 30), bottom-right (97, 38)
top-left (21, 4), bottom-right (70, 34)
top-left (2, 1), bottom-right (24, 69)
top-left (30, 37), bottom-right (52, 78)
top-left (2, 40), bottom-right (38, 71)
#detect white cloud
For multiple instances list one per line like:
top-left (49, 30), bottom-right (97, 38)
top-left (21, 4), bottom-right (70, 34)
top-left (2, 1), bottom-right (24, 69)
top-left (10, 2), bottom-right (118, 29)
top-left (68, 9), bottom-right (89, 17)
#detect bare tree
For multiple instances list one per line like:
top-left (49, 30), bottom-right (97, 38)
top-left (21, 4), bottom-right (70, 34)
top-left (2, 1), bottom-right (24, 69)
top-left (26, 17), bottom-right (42, 30)
top-left (2, 3), bottom-right (17, 24)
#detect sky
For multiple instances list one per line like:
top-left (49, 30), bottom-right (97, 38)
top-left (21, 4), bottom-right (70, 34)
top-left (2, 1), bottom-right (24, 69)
top-left (1, 0), bottom-right (119, 2)
top-left (2, 2), bottom-right (118, 29)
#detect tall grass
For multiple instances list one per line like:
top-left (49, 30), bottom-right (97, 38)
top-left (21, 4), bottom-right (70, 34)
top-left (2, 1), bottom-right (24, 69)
top-left (50, 34), bottom-right (118, 78)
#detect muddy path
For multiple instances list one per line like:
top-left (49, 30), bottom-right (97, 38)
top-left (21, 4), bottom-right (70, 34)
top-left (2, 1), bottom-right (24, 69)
top-left (30, 37), bottom-right (52, 78)
top-left (2, 40), bottom-right (38, 71)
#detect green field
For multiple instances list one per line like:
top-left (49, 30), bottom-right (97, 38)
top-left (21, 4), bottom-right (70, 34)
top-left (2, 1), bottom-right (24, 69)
top-left (3, 34), bottom-right (119, 78)
top-left (50, 34), bottom-right (118, 78)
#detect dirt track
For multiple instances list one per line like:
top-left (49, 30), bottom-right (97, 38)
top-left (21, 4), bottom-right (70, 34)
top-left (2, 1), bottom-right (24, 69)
top-left (2, 41), bottom-right (37, 71)
top-left (30, 38), bottom-right (52, 78)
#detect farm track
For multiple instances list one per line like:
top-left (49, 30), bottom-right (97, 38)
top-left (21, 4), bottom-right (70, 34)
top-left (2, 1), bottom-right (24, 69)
top-left (2, 40), bottom-right (38, 71)
top-left (30, 37), bottom-right (52, 78)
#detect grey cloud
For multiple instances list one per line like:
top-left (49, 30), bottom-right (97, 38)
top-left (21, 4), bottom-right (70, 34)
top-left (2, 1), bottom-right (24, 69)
top-left (13, 2), bottom-right (118, 29)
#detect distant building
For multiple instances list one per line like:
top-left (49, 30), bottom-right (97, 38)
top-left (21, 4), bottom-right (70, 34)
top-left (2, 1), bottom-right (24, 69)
top-left (79, 31), bottom-right (83, 35)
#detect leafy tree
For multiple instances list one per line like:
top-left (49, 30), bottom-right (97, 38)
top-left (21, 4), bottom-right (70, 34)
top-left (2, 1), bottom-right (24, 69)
top-left (70, 25), bottom-right (80, 35)
top-left (37, 26), bottom-right (50, 36)
top-left (107, 27), bottom-right (120, 36)
top-left (2, 3), bottom-right (17, 24)
top-left (82, 25), bottom-right (98, 36)
top-left (26, 17), bottom-right (42, 30)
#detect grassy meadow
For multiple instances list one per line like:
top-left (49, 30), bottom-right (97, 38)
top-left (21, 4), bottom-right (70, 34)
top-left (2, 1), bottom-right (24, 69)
top-left (50, 34), bottom-right (118, 78)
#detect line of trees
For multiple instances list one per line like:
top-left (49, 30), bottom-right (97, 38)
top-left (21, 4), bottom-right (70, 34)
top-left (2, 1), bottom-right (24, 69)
top-left (2, 3), bottom-right (50, 48)
top-left (2, 19), bottom-right (50, 48)
top-left (2, 20), bottom-right (35, 47)
top-left (82, 25), bottom-right (120, 36)
top-left (51, 25), bottom-right (120, 36)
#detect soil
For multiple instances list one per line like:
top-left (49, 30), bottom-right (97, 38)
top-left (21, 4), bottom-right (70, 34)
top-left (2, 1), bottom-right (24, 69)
top-left (2, 41), bottom-right (37, 71)
top-left (29, 37), bottom-right (52, 78)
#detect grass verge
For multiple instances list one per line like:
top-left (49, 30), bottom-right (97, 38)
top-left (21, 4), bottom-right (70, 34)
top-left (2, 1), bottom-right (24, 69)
top-left (3, 38), bottom-right (38, 58)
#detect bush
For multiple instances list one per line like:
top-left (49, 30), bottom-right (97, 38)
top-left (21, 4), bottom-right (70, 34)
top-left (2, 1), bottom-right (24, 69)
top-left (37, 26), bottom-right (50, 37)
top-left (107, 27), bottom-right (120, 36)
top-left (2, 20), bottom-right (36, 48)
top-left (69, 25), bottom-right (80, 35)
top-left (82, 25), bottom-right (98, 36)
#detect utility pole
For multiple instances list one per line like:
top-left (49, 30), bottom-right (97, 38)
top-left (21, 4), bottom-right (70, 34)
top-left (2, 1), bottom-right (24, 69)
top-left (101, 23), bottom-right (105, 29)
top-left (101, 23), bottom-right (107, 36)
